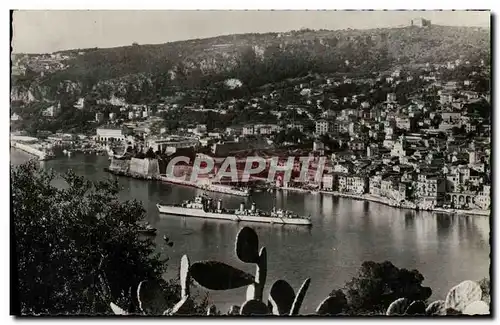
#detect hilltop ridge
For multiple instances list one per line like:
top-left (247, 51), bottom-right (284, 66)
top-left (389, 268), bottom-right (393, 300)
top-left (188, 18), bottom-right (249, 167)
top-left (11, 25), bottom-right (490, 106)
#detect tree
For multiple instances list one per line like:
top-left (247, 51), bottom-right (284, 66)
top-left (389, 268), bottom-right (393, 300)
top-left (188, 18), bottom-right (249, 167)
top-left (341, 261), bottom-right (432, 314)
top-left (11, 161), bottom-right (207, 315)
top-left (451, 125), bottom-right (467, 136)
top-left (145, 147), bottom-right (156, 159)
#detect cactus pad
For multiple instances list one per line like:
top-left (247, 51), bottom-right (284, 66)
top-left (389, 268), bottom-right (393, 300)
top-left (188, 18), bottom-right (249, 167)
top-left (386, 298), bottom-right (409, 315)
top-left (268, 279), bottom-right (296, 315)
top-left (240, 299), bottom-right (270, 315)
top-left (236, 227), bottom-right (260, 263)
top-left (425, 300), bottom-right (446, 316)
top-left (289, 278), bottom-right (311, 315)
top-left (137, 280), bottom-right (168, 315)
top-left (110, 302), bottom-right (128, 315)
top-left (315, 292), bottom-right (347, 315)
top-left (190, 261), bottom-right (255, 290)
top-left (445, 280), bottom-right (482, 312)
top-left (180, 255), bottom-right (190, 298)
top-left (405, 300), bottom-right (426, 315)
top-left (463, 300), bottom-right (489, 315)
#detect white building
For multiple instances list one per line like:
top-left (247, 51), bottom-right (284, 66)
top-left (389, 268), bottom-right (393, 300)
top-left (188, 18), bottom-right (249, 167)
top-left (411, 18), bottom-right (431, 27)
top-left (315, 119), bottom-right (330, 135)
top-left (96, 127), bottom-right (125, 142)
top-left (242, 125), bottom-right (255, 136)
top-left (322, 174), bottom-right (335, 191)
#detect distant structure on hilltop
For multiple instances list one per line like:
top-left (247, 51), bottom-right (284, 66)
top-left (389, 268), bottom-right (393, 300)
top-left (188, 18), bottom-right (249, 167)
top-left (411, 18), bottom-right (432, 28)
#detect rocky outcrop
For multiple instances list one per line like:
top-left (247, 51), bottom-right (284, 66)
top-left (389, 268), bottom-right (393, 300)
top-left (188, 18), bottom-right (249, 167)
top-left (109, 158), bottom-right (160, 178)
top-left (129, 158), bottom-right (160, 177)
top-left (11, 80), bottom-right (83, 103)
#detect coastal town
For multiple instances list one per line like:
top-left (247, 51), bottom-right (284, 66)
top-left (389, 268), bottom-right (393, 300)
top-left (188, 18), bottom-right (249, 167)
top-left (10, 11), bottom-right (492, 318)
top-left (11, 55), bottom-right (491, 215)
top-left (11, 19), bottom-right (491, 217)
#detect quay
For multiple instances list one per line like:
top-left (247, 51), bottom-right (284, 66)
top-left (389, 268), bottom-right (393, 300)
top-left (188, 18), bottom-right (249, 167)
top-left (277, 186), bottom-right (490, 217)
top-left (10, 138), bottom-right (55, 161)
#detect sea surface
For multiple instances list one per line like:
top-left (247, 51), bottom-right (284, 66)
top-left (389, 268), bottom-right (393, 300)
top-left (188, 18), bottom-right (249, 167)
top-left (10, 149), bottom-right (491, 314)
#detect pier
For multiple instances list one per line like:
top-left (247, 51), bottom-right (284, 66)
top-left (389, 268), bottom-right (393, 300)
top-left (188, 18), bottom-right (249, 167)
top-left (10, 139), bottom-right (54, 161)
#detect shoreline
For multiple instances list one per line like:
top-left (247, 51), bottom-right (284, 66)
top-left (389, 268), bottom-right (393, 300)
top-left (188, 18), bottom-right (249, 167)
top-left (103, 167), bottom-right (489, 217)
top-left (277, 186), bottom-right (490, 217)
top-left (104, 168), bottom-right (250, 197)
top-left (11, 142), bottom-right (53, 161)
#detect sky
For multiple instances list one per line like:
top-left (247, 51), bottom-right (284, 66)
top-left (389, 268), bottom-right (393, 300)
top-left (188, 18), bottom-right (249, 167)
top-left (11, 10), bottom-right (491, 54)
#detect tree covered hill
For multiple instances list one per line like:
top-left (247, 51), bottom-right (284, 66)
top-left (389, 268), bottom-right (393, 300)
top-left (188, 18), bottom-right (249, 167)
top-left (12, 25), bottom-right (490, 105)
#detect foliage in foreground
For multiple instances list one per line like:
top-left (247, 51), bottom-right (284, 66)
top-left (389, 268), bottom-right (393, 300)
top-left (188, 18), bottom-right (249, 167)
top-left (11, 161), bottom-right (208, 315)
top-left (110, 227), bottom-right (490, 316)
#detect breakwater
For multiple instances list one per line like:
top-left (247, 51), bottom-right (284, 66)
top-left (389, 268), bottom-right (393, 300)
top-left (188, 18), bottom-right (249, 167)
top-left (11, 141), bottom-right (53, 161)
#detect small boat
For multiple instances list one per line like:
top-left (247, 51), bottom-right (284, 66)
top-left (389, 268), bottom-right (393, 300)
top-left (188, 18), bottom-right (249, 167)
top-left (138, 222), bottom-right (157, 235)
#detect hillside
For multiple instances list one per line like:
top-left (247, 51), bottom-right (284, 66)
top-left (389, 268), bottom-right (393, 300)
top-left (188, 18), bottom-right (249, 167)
top-left (12, 25), bottom-right (490, 105)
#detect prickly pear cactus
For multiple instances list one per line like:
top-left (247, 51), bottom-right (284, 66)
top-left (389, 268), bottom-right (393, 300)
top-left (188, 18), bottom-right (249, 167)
top-left (445, 280), bottom-right (482, 313)
top-left (190, 261), bottom-right (255, 290)
top-left (137, 280), bottom-right (168, 315)
top-left (253, 247), bottom-right (267, 301)
top-left (110, 302), bottom-right (128, 315)
top-left (240, 299), bottom-right (270, 315)
top-left (425, 300), bottom-right (446, 316)
top-left (180, 255), bottom-right (190, 299)
top-left (404, 300), bottom-right (426, 315)
top-left (228, 305), bottom-right (241, 315)
top-left (289, 278), bottom-right (311, 315)
top-left (315, 290), bottom-right (347, 315)
top-left (386, 298), bottom-right (409, 316)
top-left (236, 227), bottom-right (260, 263)
top-left (463, 300), bottom-right (489, 315)
top-left (206, 305), bottom-right (217, 315)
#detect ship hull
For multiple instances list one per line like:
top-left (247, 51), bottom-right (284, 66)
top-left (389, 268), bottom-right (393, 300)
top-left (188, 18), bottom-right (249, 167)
top-left (157, 204), bottom-right (312, 226)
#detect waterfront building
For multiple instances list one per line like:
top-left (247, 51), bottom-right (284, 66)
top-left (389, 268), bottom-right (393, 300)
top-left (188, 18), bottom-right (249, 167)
top-left (344, 175), bottom-right (368, 194)
top-left (415, 173), bottom-right (446, 207)
top-left (321, 174), bottom-right (336, 191)
top-left (96, 127), bottom-right (126, 142)
top-left (475, 185), bottom-right (491, 210)
top-left (369, 175), bottom-right (382, 196)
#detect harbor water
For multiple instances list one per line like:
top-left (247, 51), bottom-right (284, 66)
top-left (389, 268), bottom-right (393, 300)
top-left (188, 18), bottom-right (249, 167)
top-left (10, 149), bottom-right (491, 314)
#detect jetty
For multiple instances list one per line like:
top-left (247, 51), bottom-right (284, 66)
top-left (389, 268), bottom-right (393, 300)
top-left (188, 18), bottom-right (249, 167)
top-left (10, 136), bottom-right (55, 161)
